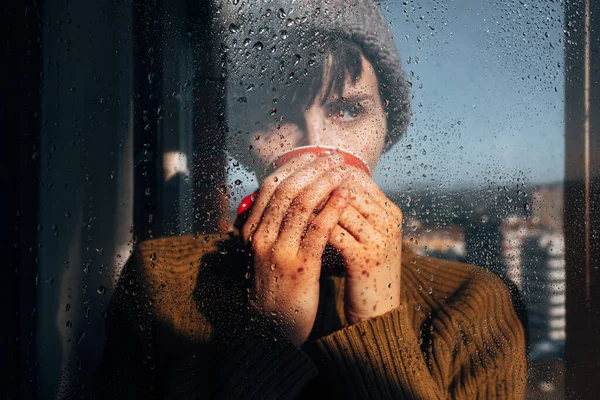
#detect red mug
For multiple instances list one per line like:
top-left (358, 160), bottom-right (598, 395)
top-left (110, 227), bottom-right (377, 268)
top-left (237, 146), bottom-right (369, 216)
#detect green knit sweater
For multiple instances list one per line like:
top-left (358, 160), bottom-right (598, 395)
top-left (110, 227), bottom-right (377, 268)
top-left (89, 233), bottom-right (526, 399)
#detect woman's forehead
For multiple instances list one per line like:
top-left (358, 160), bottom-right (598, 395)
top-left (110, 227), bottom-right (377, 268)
top-left (316, 55), bottom-right (379, 102)
top-left (226, 38), bottom-right (370, 128)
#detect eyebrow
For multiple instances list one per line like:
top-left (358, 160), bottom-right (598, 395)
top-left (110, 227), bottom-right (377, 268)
top-left (324, 93), bottom-right (378, 104)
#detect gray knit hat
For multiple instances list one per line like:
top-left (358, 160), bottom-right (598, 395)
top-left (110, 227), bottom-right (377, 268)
top-left (221, 0), bottom-right (410, 156)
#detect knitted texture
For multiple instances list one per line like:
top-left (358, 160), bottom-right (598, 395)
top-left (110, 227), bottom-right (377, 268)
top-left (223, 0), bottom-right (410, 154)
top-left (91, 234), bottom-right (527, 399)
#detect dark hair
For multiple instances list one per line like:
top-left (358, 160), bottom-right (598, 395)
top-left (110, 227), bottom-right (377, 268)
top-left (226, 31), bottom-right (381, 161)
top-left (226, 1), bottom-right (410, 162)
top-left (290, 35), bottom-right (365, 110)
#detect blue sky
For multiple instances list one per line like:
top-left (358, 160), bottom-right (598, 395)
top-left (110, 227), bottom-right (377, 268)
top-left (375, 0), bottom-right (564, 190)
top-left (227, 0), bottom-right (564, 195)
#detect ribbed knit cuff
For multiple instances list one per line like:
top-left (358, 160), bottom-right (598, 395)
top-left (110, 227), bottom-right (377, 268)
top-left (306, 306), bottom-right (440, 400)
top-left (215, 334), bottom-right (318, 399)
top-left (164, 328), bottom-right (319, 399)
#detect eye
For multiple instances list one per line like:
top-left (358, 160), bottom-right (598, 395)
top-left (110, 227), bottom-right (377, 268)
top-left (329, 100), bottom-right (364, 123)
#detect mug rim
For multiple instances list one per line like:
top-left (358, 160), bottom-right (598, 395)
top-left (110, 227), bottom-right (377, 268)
top-left (274, 145), bottom-right (371, 175)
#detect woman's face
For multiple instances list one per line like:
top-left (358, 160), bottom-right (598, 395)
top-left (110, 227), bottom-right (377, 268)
top-left (249, 54), bottom-right (387, 175)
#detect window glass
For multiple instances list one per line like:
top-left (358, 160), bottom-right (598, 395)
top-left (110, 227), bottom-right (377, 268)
top-left (14, 0), bottom-right (569, 398)
top-left (224, 1), bottom-right (565, 397)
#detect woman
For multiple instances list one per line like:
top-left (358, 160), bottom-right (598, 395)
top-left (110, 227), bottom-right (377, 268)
top-left (91, 1), bottom-right (526, 398)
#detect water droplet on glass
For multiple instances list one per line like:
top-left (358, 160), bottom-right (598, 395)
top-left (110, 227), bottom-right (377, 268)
top-left (97, 286), bottom-right (106, 295)
top-left (278, 8), bottom-right (286, 19)
top-left (253, 41), bottom-right (264, 50)
top-left (77, 332), bottom-right (86, 345)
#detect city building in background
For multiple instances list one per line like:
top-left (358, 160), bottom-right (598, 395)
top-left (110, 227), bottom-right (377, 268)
top-left (403, 185), bottom-right (566, 362)
top-left (403, 184), bottom-right (565, 397)
top-left (403, 216), bottom-right (466, 260)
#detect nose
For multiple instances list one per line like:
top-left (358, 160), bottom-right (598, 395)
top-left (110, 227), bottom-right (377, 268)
top-left (301, 106), bottom-right (329, 147)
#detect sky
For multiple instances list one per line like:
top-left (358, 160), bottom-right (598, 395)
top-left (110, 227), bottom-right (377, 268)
top-left (228, 0), bottom-right (565, 195)
top-left (376, 0), bottom-right (565, 190)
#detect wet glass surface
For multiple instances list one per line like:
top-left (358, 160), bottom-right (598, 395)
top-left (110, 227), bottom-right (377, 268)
top-left (6, 0), bottom-right (589, 398)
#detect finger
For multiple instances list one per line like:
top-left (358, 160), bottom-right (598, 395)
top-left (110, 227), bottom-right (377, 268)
top-left (345, 167), bottom-right (396, 211)
top-left (329, 224), bottom-right (361, 260)
top-left (345, 191), bottom-right (401, 235)
top-left (251, 154), bottom-right (345, 247)
top-left (276, 166), bottom-right (350, 251)
top-left (299, 188), bottom-right (350, 262)
top-left (338, 206), bottom-right (379, 243)
top-left (343, 169), bottom-right (402, 229)
top-left (243, 152), bottom-right (318, 243)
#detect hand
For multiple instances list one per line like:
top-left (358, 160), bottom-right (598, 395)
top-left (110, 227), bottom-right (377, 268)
top-left (243, 153), bottom-right (351, 347)
top-left (328, 167), bottom-right (402, 324)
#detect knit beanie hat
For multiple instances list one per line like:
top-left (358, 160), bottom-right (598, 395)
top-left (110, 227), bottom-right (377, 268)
top-left (221, 0), bottom-right (410, 158)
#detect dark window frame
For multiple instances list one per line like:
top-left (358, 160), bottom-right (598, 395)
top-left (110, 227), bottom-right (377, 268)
top-left (564, 0), bottom-right (600, 397)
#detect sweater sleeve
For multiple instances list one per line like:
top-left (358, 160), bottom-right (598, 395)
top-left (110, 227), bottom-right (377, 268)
top-left (90, 235), bottom-right (321, 399)
top-left (425, 271), bottom-right (528, 399)
top-left (164, 310), bottom-right (320, 400)
top-left (304, 305), bottom-right (442, 399)
top-left (304, 271), bottom-right (527, 400)
top-left (84, 259), bottom-right (153, 399)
